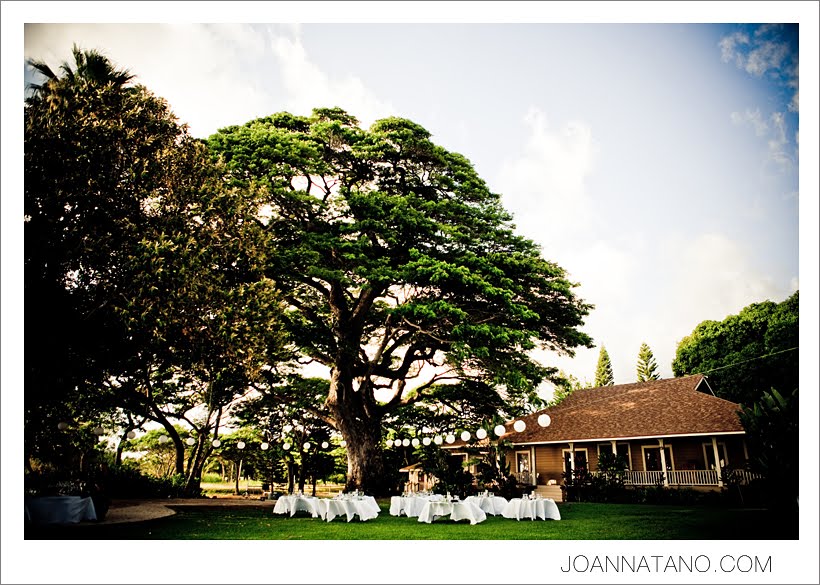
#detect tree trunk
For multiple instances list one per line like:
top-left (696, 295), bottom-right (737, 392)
top-left (235, 459), bottom-right (243, 495)
top-left (327, 365), bottom-right (387, 495)
top-left (287, 460), bottom-right (295, 494)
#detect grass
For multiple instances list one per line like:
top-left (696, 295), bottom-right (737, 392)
top-left (26, 500), bottom-right (798, 540)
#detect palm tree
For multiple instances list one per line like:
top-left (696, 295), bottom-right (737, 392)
top-left (26, 44), bottom-right (134, 106)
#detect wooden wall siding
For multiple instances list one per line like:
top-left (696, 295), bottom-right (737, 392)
top-left (534, 445), bottom-right (564, 484)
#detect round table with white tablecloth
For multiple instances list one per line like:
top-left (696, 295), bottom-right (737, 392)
top-left (464, 495), bottom-right (509, 516)
top-left (501, 497), bottom-right (561, 521)
top-left (25, 496), bottom-right (97, 524)
top-left (389, 494), bottom-right (443, 517)
top-left (273, 495), bottom-right (321, 517)
top-left (319, 496), bottom-right (380, 522)
top-left (417, 500), bottom-right (487, 525)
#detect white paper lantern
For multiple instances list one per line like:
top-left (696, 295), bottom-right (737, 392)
top-left (237, 441), bottom-right (245, 450)
top-left (476, 428), bottom-right (488, 440)
top-left (158, 435), bottom-right (169, 444)
top-left (422, 437), bottom-right (432, 446)
top-left (303, 442), bottom-right (311, 450)
top-left (537, 414), bottom-right (552, 427)
top-left (513, 420), bottom-right (526, 433)
top-left (460, 431), bottom-right (471, 442)
top-left (402, 438), bottom-right (410, 447)
top-left (393, 439), bottom-right (402, 447)
top-left (261, 442), bottom-right (269, 450)
top-left (434, 435), bottom-right (443, 445)
top-left (283, 424), bottom-right (293, 433)
top-left (340, 440), bottom-right (346, 447)
top-left (212, 439), bottom-right (221, 447)
top-left (494, 425), bottom-right (506, 437)
top-left (127, 430), bottom-right (137, 440)
top-left (283, 443), bottom-right (291, 450)
top-left (186, 437), bottom-right (196, 446)
top-left (321, 441), bottom-right (329, 449)
top-left (445, 434), bottom-right (456, 444)
top-left (57, 422), bottom-right (68, 431)
top-left (411, 438), bottom-right (420, 447)
top-left (92, 426), bottom-right (104, 436)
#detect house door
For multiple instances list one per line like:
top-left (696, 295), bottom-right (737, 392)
top-left (643, 446), bottom-right (673, 471)
top-left (562, 449), bottom-right (588, 473)
top-left (515, 451), bottom-right (531, 483)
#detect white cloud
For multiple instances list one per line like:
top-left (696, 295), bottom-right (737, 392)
top-left (24, 24), bottom-right (273, 138)
top-left (268, 30), bottom-right (394, 128)
top-left (730, 109), bottom-right (794, 171)
top-left (496, 107), bottom-right (598, 253)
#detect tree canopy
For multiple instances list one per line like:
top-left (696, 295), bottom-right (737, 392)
top-left (636, 342), bottom-right (660, 382)
top-left (594, 345), bottom-right (614, 387)
top-left (672, 292), bottom-right (798, 405)
top-left (207, 108), bottom-right (593, 492)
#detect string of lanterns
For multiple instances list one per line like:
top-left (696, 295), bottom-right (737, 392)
top-left (54, 413), bottom-right (552, 452)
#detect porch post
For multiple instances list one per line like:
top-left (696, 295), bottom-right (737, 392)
top-left (742, 439), bottom-right (749, 462)
top-left (711, 437), bottom-right (724, 487)
top-left (658, 438), bottom-right (669, 486)
top-left (568, 442), bottom-right (575, 473)
top-left (531, 446), bottom-right (537, 486)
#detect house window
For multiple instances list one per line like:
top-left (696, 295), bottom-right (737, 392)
top-left (702, 442), bottom-right (729, 470)
top-left (597, 443), bottom-right (632, 469)
top-left (562, 448), bottom-right (588, 473)
top-left (515, 451), bottom-right (531, 474)
top-left (642, 446), bottom-right (674, 472)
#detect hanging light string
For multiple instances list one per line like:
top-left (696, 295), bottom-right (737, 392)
top-left (698, 346), bottom-right (798, 375)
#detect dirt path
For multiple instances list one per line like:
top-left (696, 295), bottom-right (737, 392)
top-left (99, 496), bottom-right (277, 524)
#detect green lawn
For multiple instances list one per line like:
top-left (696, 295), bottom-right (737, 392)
top-left (26, 500), bottom-right (797, 540)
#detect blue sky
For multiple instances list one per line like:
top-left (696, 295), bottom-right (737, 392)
top-left (2, 3), bottom-right (818, 583)
top-left (19, 20), bottom-right (803, 387)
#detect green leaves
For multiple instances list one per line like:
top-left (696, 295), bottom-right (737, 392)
top-left (207, 107), bottom-right (593, 416)
top-left (672, 292), bottom-right (798, 405)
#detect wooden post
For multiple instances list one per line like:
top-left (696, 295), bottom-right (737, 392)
top-left (711, 437), bottom-right (724, 487)
top-left (658, 439), bottom-right (669, 486)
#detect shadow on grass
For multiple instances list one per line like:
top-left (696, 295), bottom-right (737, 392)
top-left (25, 502), bottom-right (798, 541)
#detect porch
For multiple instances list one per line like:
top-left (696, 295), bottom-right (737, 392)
top-left (515, 468), bottom-right (762, 488)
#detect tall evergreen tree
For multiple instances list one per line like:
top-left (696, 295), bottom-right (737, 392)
top-left (636, 342), bottom-right (660, 382)
top-left (594, 345), bottom-right (614, 387)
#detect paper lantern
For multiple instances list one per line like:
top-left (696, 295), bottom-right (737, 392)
top-left (321, 441), bottom-right (329, 449)
top-left (513, 420), bottom-right (526, 432)
top-left (433, 435), bottom-right (443, 445)
top-left (283, 424), bottom-right (293, 433)
top-left (212, 439), bottom-right (221, 447)
top-left (92, 426), bottom-right (104, 436)
top-left (185, 437), bottom-right (196, 446)
top-left (339, 440), bottom-right (346, 447)
top-left (237, 441), bottom-right (246, 450)
top-left (261, 442), bottom-right (269, 451)
top-left (127, 430), bottom-right (137, 440)
top-left (537, 414), bottom-right (551, 427)
top-left (422, 437), bottom-right (432, 446)
top-left (476, 428), bottom-right (487, 440)
top-left (283, 443), bottom-right (291, 450)
top-left (57, 422), bottom-right (69, 431)
top-left (393, 439), bottom-right (402, 447)
top-left (402, 438), bottom-right (410, 447)
top-left (445, 434), bottom-right (456, 444)
top-left (302, 442), bottom-right (311, 451)
top-left (494, 425), bottom-right (506, 437)
top-left (460, 431), bottom-right (471, 442)
top-left (158, 435), bottom-right (169, 444)
top-left (411, 438), bottom-right (420, 447)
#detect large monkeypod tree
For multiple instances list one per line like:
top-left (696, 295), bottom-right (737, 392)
top-left (207, 109), bottom-right (593, 493)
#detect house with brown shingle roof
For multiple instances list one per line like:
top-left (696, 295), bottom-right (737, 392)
top-left (442, 375), bottom-right (753, 501)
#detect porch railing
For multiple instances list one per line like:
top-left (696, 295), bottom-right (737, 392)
top-left (514, 472), bottom-right (533, 485)
top-left (590, 469), bottom-right (761, 487)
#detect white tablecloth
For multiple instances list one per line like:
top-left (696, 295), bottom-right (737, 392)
top-left (417, 500), bottom-right (487, 525)
top-left (501, 498), bottom-right (561, 521)
top-left (389, 495), bottom-right (442, 517)
top-left (319, 496), bottom-right (380, 522)
top-left (273, 495), bottom-right (321, 517)
top-left (464, 495), bottom-right (509, 515)
top-left (25, 496), bottom-right (97, 524)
